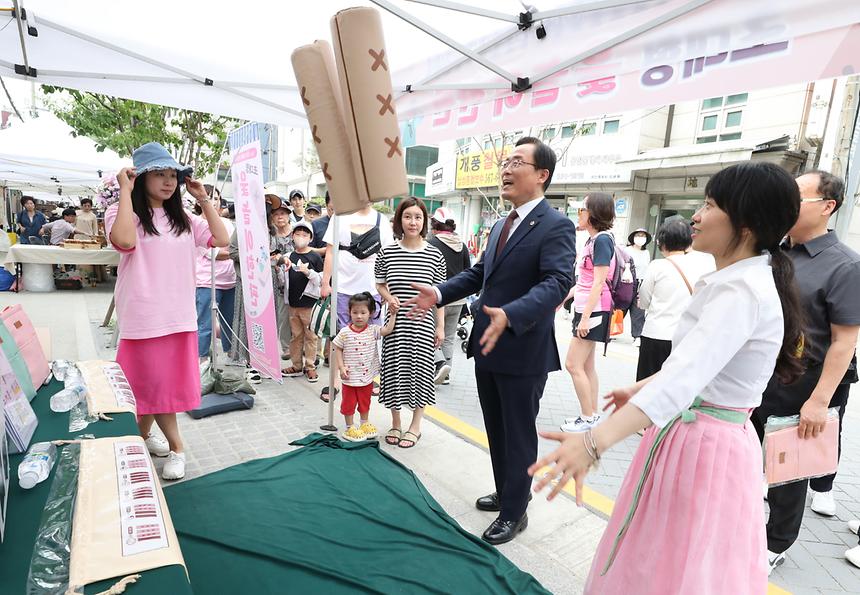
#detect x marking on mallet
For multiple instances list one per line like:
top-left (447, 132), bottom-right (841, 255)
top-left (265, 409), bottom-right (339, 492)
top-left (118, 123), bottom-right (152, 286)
top-left (376, 94), bottom-right (394, 116)
top-left (384, 137), bottom-right (402, 158)
top-left (369, 48), bottom-right (387, 72)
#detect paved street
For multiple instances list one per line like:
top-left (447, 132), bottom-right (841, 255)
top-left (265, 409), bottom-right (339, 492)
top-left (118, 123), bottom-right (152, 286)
top-left (4, 284), bottom-right (860, 594)
top-left (434, 311), bottom-right (860, 595)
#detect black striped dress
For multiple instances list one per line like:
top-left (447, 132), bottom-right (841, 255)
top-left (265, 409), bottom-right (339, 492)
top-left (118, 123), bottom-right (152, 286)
top-left (374, 241), bottom-right (446, 410)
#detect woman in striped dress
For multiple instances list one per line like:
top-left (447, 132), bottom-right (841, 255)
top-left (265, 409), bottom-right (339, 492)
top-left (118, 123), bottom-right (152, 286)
top-left (375, 197), bottom-right (446, 448)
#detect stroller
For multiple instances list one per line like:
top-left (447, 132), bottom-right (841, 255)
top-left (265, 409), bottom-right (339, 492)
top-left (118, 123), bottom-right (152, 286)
top-left (457, 295), bottom-right (476, 353)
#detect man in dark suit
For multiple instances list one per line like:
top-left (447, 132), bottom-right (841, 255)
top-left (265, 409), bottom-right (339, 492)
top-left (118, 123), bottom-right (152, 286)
top-left (406, 137), bottom-right (576, 544)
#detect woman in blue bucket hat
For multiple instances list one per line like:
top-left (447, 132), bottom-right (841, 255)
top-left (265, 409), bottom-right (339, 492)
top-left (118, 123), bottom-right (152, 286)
top-left (106, 142), bottom-right (229, 480)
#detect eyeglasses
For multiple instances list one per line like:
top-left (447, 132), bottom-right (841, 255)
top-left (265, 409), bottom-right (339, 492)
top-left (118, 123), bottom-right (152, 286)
top-left (498, 158), bottom-right (538, 171)
top-left (800, 197), bottom-right (833, 203)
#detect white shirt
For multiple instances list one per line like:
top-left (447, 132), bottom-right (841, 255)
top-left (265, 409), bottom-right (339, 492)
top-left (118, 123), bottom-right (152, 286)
top-left (628, 247), bottom-right (650, 279)
top-left (322, 210), bottom-right (394, 295)
top-left (506, 195), bottom-right (544, 240)
top-left (638, 252), bottom-right (716, 341)
top-left (630, 254), bottom-right (783, 427)
top-left (432, 196), bottom-right (545, 304)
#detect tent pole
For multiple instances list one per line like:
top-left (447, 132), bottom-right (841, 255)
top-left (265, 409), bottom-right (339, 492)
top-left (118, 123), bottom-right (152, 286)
top-left (532, 0), bottom-right (654, 20)
top-left (10, 1), bottom-right (31, 76)
top-left (530, 0), bottom-right (714, 87)
top-left (320, 214), bottom-right (339, 432)
top-left (395, 27), bottom-right (519, 98)
top-left (401, 0), bottom-right (518, 22)
top-left (369, 0), bottom-right (520, 87)
top-left (33, 15), bottom-right (307, 120)
top-left (209, 136), bottom-right (229, 369)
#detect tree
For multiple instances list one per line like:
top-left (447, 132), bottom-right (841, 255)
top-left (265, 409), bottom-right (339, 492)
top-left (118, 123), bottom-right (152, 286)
top-left (42, 86), bottom-right (241, 176)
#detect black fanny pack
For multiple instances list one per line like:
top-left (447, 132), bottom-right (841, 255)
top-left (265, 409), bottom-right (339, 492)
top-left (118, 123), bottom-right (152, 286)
top-left (340, 212), bottom-right (382, 260)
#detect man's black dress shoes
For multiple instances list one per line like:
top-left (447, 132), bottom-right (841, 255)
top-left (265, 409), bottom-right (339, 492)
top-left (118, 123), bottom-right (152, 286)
top-left (481, 514), bottom-right (528, 545)
top-left (475, 491), bottom-right (532, 512)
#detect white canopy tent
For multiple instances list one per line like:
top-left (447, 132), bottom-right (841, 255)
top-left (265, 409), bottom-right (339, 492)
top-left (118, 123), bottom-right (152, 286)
top-left (0, 112), bottom-right (125, 194)
top-left (0, 0), bottom-right (857, 222)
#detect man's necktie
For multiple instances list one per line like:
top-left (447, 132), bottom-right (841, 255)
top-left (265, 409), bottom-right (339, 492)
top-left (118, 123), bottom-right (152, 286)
top-left (495, 210), bottom-right (519, 258)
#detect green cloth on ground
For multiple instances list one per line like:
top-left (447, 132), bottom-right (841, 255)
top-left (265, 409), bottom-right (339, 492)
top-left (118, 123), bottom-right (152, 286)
top-left (0, 379), bottom-right (192, 595)
top-left (165, 432), bottom-right (550, 595)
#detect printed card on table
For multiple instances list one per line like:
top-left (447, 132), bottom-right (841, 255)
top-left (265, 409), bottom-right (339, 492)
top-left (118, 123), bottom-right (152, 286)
top-left (115, 441), bottom-right (169, 556)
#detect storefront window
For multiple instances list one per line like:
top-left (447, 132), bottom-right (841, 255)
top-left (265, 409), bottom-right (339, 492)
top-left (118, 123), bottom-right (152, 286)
top-left (603, 120), bottom-right (620, 134)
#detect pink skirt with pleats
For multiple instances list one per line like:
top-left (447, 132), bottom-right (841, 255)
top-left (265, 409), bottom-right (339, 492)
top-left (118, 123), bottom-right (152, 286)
top-left (585, 409), bottom-right (767, 594)
top-left (116, 331), bottom-right (201, 415)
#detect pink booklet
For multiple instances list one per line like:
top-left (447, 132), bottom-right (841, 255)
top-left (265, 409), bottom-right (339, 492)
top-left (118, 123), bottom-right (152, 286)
top-left (764, 418), bottom-right (839, 486)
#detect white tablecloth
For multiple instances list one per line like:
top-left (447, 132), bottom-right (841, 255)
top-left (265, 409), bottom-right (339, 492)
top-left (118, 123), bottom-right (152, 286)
top-left (3, 244), bottom-right (121, 272)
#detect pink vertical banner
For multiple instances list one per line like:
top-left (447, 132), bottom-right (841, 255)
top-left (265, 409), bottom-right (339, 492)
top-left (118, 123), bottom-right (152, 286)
top-left (228, 124), bottom-right (281, 381)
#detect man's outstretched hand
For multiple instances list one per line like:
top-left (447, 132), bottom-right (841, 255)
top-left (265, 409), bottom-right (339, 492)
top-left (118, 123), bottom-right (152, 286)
top-left (403, 283), bottom-right (438, 319)
top-left (479, 306), bottom-right (508, 356)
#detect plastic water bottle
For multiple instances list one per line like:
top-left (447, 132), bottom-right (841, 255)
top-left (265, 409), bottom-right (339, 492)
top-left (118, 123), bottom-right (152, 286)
top-left (51, 359), bottom-right (72, 382)
top-left (50, 385), bottom-right (87, 413)
top-left (63, 366), bottom-right (82, 388)
top-left (18, 442), bottom-right (58, 489)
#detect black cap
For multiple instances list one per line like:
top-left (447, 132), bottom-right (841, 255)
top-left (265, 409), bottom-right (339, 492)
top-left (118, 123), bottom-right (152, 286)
top-left (289, 189), bottom-right (305, 200)
top-left (306, 203), bottom-right (322, 214)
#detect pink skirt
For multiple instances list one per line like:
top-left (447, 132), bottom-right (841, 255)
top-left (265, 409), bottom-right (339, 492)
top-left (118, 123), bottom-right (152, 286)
top-left (585, 408), bottom-right (767, 594)
top-left (116, 331), bottom-right (201, 415)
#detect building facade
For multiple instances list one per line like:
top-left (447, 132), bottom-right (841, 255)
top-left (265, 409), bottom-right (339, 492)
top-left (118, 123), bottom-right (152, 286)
top-left (425, 75), bottom-right (860, 256)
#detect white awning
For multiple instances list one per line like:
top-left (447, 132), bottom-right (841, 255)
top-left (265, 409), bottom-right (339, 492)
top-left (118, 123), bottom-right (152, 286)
top-left (0, 0), bottom-right (856, 143)
top-left (0, 113), bottom-right (125, 194)
top-left (615, 139), bottom-right (758, 171)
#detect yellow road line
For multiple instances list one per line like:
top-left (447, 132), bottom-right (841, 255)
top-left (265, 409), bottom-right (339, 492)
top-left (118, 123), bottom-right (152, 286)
top-left (424, 405), bottom-right (791, 594)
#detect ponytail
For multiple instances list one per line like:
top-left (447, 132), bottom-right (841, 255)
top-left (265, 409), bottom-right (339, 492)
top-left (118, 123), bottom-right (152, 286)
top-left (769, 248), bottom-right (806, 384)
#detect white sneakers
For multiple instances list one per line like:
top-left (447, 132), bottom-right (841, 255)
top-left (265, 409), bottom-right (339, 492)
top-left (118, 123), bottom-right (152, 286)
top-left (810, 490), bottom-right (837, 516)
top-left (434, 363), bottom-right (451, 385)
top-left (767, 550), bottom-right (786, 576)
top-left (145, 434), bottom-right (170, 457)
top-left (162, 451), bottom-right (186, 480)
top-left (144, 433), bottom-right (186, 480)
top-left (561, 414), bottom-right (601, 433)
top-left (846, 520), bottom-right (860, 568)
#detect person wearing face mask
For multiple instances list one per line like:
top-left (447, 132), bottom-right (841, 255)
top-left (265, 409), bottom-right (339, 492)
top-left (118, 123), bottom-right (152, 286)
top-left (269, 199), bottom-right (294, 360)
top-left (279, 221), bottom-right (324, 382)
top-left (626, 229), bottom-right (651, 345)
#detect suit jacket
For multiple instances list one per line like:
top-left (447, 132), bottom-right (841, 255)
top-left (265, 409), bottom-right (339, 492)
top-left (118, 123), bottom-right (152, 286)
top-left (438, 199), bottom-right (576, 375)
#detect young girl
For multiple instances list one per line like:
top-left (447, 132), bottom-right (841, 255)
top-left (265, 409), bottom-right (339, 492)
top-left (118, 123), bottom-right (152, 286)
top-left (375, 198), bottom-right (446, 449)
top-left (333, 292), bottom-right (396, 442)
top-left (107, 142), bottom-right (229, 480)
top-left (562, 192), bottom-right (616, 433)
top-left (530, 161), bottom-right (804, 593)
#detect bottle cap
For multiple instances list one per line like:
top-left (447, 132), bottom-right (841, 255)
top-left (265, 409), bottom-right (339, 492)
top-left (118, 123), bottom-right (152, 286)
top-left (20, 471), bottom-right (39, 489)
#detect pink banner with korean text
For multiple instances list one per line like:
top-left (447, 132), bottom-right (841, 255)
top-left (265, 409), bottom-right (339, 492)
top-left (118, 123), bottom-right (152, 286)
top-left (228, 124), bottom-right (281, 382)
top-left (402, 9), bottom-right (859, 145)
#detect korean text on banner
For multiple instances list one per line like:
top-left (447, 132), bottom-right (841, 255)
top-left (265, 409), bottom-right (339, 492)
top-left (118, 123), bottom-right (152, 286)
top-left (455, 147), bottom-right (510, 190)
top-left (228, 124), bottom-right (281, 381)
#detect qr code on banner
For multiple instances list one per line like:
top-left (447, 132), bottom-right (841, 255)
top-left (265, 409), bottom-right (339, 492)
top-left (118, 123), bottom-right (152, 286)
top-left (251, 323), bottom-right (264, 351)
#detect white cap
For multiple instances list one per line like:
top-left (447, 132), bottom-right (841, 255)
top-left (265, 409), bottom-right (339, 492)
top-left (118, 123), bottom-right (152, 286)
top-left (432, 207), bottom-right (454, 223)
top-left (19, 471), bottom-right (39, 489)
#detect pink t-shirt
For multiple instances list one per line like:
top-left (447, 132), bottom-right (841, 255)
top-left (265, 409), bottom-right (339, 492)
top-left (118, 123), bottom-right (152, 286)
top-left (573, 232), bottom-right (615, 313)
top-left (105, 204), bottom-right (213, 340)
top-left (195, 217), bottom-right (236, 290)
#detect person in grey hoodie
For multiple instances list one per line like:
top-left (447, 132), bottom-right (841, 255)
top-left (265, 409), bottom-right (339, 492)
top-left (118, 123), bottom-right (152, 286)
top-left (428, 208), bottom-right (473, 384)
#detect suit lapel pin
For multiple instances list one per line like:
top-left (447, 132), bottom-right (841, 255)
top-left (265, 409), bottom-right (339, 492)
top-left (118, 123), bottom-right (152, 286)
top-left (529, 221), bottom-right (536, 226)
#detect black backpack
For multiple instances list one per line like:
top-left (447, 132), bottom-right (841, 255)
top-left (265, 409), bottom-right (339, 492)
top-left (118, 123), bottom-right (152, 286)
top-left (340, 212), bottom-right (382, 260)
